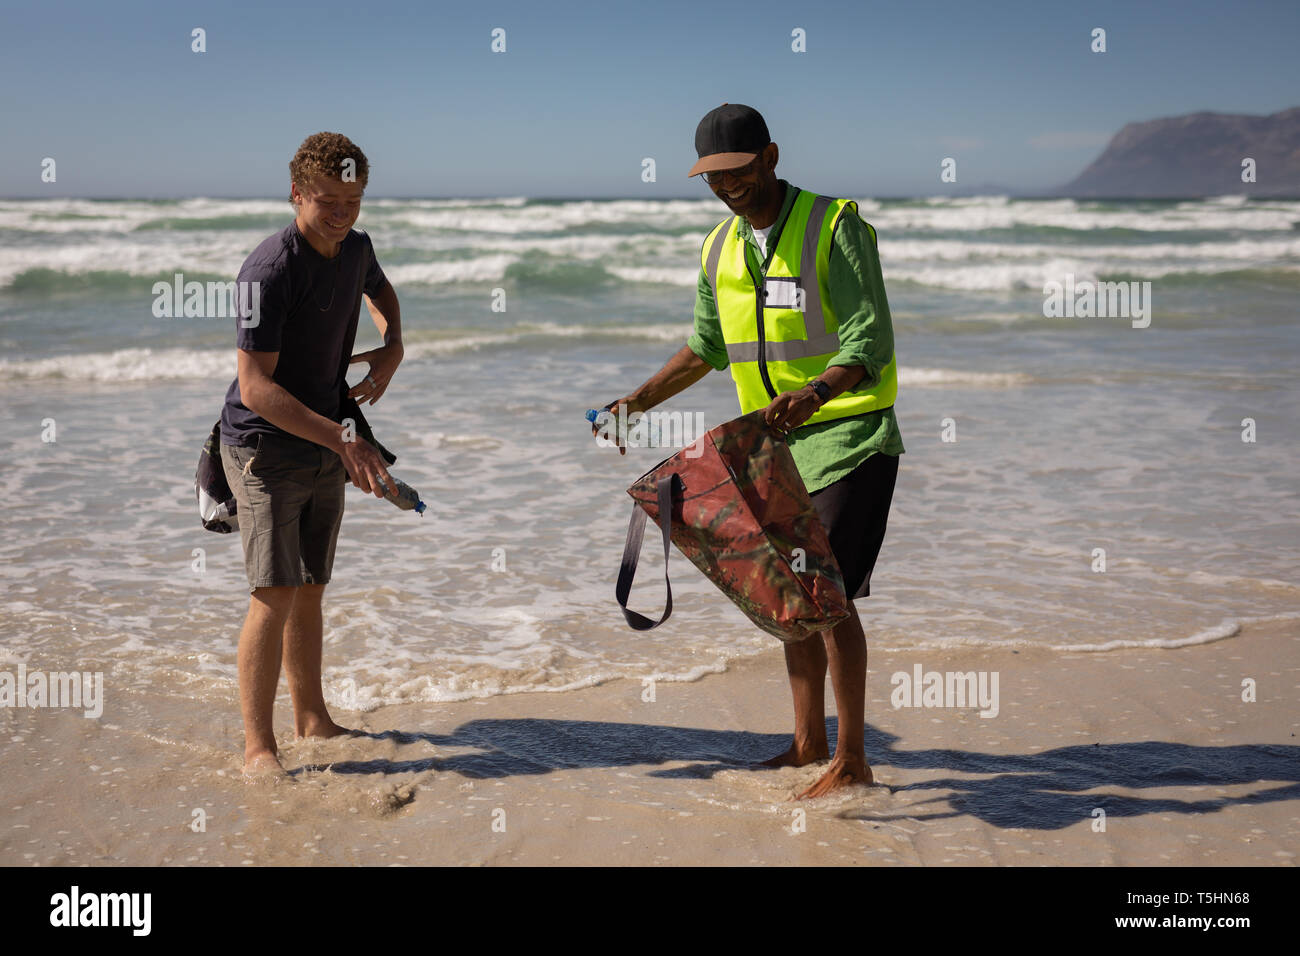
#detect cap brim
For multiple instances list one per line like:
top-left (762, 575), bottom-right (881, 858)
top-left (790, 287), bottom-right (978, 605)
top-left (687, 152), bottom-right (758, 178)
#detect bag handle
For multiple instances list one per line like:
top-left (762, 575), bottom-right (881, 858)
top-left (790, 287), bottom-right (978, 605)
top-left (615, 472), bottom-right (681, 630)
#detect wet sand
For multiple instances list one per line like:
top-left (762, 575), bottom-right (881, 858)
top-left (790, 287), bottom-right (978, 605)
top-left (1, 618), bottom-right (1296, 866)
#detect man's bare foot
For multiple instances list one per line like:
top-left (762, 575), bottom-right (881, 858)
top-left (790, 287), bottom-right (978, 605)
top-left (295, 716), bottom-right (353, 739)
top-left (793, 753), bottom-right (873, 799)
top-left (243, 749), bottom-right (286, 777)
top-left (761, 741), bottom-right (831, 768)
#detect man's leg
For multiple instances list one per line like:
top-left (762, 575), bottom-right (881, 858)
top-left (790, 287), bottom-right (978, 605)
top-left (796, 602), bottom-right (871, 799)
top-left (762, 635), bottom-right (831, 767)
top-left (282, 582), bottom-right (349, 738)
top-left (781, 451), bottom-right (896, 795)
top-left (238, 585), bottom-right (299, 773)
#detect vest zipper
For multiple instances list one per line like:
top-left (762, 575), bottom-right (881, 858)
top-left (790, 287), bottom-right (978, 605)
top-left (746, 186), bottom-right (797, 403)
top-left (747, 255), bottom-right (779, 401)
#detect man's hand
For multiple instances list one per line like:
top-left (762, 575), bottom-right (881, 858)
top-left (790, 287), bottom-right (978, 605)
top-left (591, 395), bottom-right (644, 457)
top-left (348, 341), bottom-right (403, 406)
top-left (763, 387), bottom-right (821, 434)
top-left (335, 434), bottom-right (394, 497)
top-left (592, 345), bottom-right (713, 456)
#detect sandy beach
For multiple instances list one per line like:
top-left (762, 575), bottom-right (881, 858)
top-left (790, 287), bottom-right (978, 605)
top-left (2, 615), bottom-right (1294, 867)
top-left (4, 0), bottom-right (1299, 885)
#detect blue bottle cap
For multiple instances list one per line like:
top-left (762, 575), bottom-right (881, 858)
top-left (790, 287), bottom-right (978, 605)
top-left (585, 408), bottom-right (599, 423)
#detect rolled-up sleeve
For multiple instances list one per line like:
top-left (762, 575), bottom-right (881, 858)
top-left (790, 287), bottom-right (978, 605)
top-left (686, 266), bottom-right (730, 371)
top-left (825, 211), bottom-right (895, 392)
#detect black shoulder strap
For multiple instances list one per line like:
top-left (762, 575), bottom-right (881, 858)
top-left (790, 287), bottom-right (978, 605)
top-left (338, 393), bottom-right (397, 465)
top-left (615, 473), bottom-right (681, 630)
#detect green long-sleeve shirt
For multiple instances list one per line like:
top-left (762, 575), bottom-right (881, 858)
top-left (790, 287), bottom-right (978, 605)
top-left (686, 180), bottom-right (904, 493)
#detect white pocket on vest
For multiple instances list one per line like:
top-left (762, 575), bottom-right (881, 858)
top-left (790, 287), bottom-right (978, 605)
top-left (762, 277), bottom-right (806, 311)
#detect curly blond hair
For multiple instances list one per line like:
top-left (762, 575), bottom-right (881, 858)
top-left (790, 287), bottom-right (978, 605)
top-left (288, 132), bottom-right (369, 202)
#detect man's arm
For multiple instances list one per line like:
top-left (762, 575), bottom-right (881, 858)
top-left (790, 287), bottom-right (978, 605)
top-left (593, 266), bottom-right (722, 454)
top-left (762, 209), bottom-right (892, 431)
top-left (238, 349), bottom-right (393, 496)
top-left (629, 263), bottom-right (730, 410)
top-left (593, 345), bottom-right (712, 457)
top-left (627, 263), bottom-right (729, 411)
top-left (631, 264), bottom-right (729, 409)
top-left (823, 210), bottom-right (894, 393)
top-left (623, 344), bottom-right (713, 414)
top-left (349, 278), bottom-right (403, 405)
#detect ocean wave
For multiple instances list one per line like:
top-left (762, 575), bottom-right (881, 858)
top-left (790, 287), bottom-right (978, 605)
top-left (888, 260), bottom-right (1300, 292)
top-left (900, 367), bottom-right (1032, 387)
top-left (873, 613), bottom-right (1296, 655)
top-left (0, 338), bottom-right (1036, 383)
top-left (606, 265), bottom-right (699, 287)
top-left (0, 236), bottom-right (258, 290)
top-left (385, 255), bottom-right (520, 285)
top-left (1054, 610), bottom-right (1300, 652)
top-left (0, 198), bottom-right (289, 234)
top-left (375, 198), bottom-right (719, 234)
top-left (5, 196), bottom-right (1299, 239)
top-left (0, 346), bottom-right (236, 381)
top-left (12, 253), bottom-right (1290, 299)
top-left (881, 236), bottom-right (1300, 264)
top-left (323, 658), bottom-right (730, 709)
top-left (132, 213), bottom-right (291, 232)
top-left (864, 197), bottom-right (1300, 233)
top-left (397, 322), bottom-right (692, 358)
top-left (6, 194), bottom-right (1299, 295)
top-left (367, 196), bottom-right (529, 209)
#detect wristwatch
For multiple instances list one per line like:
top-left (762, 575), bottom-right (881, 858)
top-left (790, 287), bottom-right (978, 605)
top-left (807, 379), bottom-right (831, 405)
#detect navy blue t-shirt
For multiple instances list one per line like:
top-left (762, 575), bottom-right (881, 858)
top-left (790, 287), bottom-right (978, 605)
top-left (220, 222), bottom-right (387, 447)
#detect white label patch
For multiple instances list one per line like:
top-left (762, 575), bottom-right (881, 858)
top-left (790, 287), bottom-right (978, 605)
top-left (762, 278), bottom-right (805, 311)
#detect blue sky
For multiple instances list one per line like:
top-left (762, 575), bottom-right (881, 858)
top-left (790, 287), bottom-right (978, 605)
top-left (1, 0), bottom-right (1296, 198)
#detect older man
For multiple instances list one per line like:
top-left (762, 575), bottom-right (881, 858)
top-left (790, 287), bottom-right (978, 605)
top-left (599, 104), bottom-right (903, 798)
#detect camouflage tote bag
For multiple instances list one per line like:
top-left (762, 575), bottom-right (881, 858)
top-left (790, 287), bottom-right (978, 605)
top-left (616, 410), bottom-right (851, 643)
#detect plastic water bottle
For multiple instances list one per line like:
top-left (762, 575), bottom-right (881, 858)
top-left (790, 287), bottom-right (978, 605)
top-left (586, 407), bottom-right (661, 447)
top-left (376, 474), bottom-right (426, 515)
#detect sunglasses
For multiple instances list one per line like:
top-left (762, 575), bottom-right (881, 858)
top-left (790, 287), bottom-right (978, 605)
top-left (702, 157), bottom-right (760, 185)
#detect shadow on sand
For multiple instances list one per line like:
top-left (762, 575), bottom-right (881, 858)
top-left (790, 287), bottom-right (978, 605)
top-left (291, 718), bottom-right (1299, 830)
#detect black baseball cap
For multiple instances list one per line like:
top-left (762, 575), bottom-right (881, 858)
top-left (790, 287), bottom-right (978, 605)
top-left (688, 103), bottom-right (771, 178)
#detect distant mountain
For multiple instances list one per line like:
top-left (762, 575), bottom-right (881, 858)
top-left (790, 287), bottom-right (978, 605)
top-left (1057, 107), bottom-right (1300, 198)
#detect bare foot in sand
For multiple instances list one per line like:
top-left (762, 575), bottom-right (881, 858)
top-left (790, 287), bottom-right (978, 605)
top-left (295, 715), bottom-right (354, 740)
top-left (794, 754), bottom-right (873, 799)
top-left (243, 749), bottom-right (287, 777)
top-left (761, 740), bottom-right (830, 768)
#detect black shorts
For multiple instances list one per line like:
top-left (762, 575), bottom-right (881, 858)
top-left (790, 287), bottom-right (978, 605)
top-left (809, 452), bottom-right (899, 600)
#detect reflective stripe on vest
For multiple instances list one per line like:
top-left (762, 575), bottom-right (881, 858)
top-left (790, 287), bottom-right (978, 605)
top-left (700, 188), bottom-right (897, 425)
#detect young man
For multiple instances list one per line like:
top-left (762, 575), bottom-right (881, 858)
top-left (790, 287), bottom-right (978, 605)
top-left (219, 132), bottom-right (403, 775)
top-left (596, 104), bottom-right (903, 798)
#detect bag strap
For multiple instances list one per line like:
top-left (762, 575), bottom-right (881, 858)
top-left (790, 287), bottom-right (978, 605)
top-left (338, 393), bottom-right (397, 466)
top-left (615, 472), bottom-right (680, 630)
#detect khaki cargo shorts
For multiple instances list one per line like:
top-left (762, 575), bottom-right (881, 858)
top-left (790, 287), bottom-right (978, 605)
top-left (221, 431), bottom-right (346, 591)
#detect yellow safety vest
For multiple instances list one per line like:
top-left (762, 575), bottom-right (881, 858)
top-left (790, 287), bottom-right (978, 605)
top-left (700, 188), bottom-right (897, 426)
